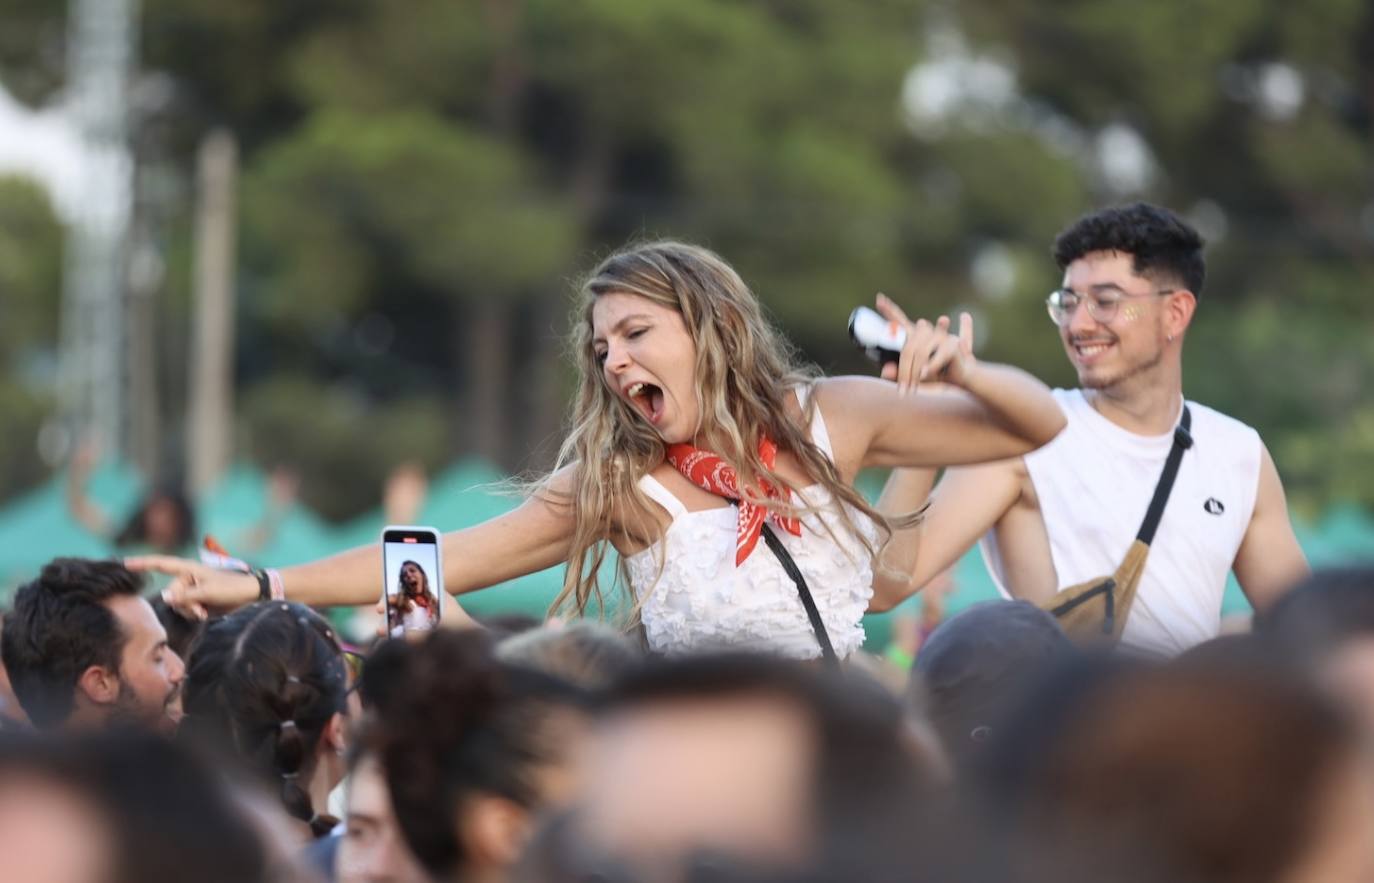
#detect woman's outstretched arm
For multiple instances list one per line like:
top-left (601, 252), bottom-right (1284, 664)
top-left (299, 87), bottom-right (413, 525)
top-left (129, 467), bottom-right (578, 619)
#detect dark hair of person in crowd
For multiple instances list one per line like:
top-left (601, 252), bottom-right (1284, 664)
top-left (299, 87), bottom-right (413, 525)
top-left (911, 600), bottom-right (1076, 771)
top-left (591, 653), bottom-right (943, 877)
top-left (474, 611), bottom-right (545, 640)
top-left (151, 594), bottom-right (205, 662)
top-left (0, 613), bottom-right (28, 729)
top-left (981, 651), bottom-right (1372, 883)
top-left (1257, 566), bottom-right (1374, 660)
top-left (365, 628), bottom-right (590, 881)
top-left (180, 601), bottom-right (349, 839)
top-left (1052, 202), bottom-right (1206, 297)
top-left (0, 729), bottom-right (270, 883)
top-left (1, 558), bottom-right (160, 729)
top-left (1255, 567), bottom-right (1374, 738)
top-left (113, 486), bottom-right (197, 551)
top-left (496, 620), bottom-right (641, 690)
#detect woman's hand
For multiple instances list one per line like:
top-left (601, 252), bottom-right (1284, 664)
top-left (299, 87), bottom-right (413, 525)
top-left (124, 555), bottom-right (259, 620)
top-left (820, 295), bottom-right (1064, 472)
top-left (874, 294), bottom-right (977, 394)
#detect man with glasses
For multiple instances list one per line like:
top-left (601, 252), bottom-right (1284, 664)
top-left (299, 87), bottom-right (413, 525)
top-left (870, 202), bottom-right (1308, 656)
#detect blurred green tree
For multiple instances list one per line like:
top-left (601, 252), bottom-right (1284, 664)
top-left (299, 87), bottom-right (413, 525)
top-left (1, 0), bottom-right (1370, 518)
top-left (0, 177), bottom-right (62, 497)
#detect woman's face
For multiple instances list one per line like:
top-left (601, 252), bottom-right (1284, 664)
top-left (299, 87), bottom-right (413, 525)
top-left (338, 756), bottom-right (430, 883)
top-left (591, 291), bottom-right (700, 445)
top-left (143, 496), bottom-right (186, 550)
top-left (400, 563), bottom-right (424, 593)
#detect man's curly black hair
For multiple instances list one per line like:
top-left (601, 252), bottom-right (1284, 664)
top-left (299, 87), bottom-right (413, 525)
top-left (1052, 203), bottom-right (1205, 298)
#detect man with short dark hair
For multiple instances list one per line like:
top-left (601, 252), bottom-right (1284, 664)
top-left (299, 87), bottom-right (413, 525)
top-left (872, 203), bottom-right (1308, 656)
top-left (1, 558), bottom-right (184, 732)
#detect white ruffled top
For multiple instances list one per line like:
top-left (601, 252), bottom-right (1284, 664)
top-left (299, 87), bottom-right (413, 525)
top-left (627, 387), bottom-right (876, 660)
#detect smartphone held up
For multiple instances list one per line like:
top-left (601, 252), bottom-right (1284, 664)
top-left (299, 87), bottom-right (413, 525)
top-left (382, 526), bottom-right (444, 638)
top-left (848, 306), bottom-right (905, 366)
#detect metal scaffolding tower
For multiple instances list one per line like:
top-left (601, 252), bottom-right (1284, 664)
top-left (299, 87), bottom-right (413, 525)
top-left (57, 0), bottom-right (139, 456)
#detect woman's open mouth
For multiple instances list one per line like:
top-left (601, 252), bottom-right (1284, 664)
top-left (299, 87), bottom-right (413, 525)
top-left (625, 381), bottom-right (666, 425)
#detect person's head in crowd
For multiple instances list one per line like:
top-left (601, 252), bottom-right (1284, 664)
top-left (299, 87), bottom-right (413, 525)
top-left (180, 600), bottom-right (351, 841)
top-left (114, 486), bottom-right (196, 552)
top-left (368, 628), bottom-right (591, 883)
top-left (985, 652), bottom-right (1374, 883)
top-left (912, 601), bottom-right (1075, 772)
top-left (1, 558), bottom-right (185, 732)
top-left (0, 613), bottom-right (29, 728)
top-left (1050, 202), bottom-right (1203, 392)
top-left (0, 729), bottom-right (272, 883)
top-left (336, 738), bottom-right (432, 883)
top-left (572, 653), bottom-right (941, 879)
top-left (1259, 566), bottom-right (1374, 732)
top-left (0, 732), bottom-right (113, 883)
top-left (476, 612), bottom-right (545, 641)
top-left (496, 620), bottom-right (640, 690)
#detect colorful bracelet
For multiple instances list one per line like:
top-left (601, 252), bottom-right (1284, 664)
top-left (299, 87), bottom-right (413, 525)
top-left (267, 568), bottom-right (285, 601)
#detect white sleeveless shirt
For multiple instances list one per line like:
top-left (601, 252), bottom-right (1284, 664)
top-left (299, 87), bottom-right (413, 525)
top-left (980, 389), bottom-right (1262, 656)
top-left (628, 388), bottom-right (877, 659)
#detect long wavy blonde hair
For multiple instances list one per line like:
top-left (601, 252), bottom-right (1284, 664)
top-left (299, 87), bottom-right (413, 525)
top-left (541, 241), bottom-right (903, 620)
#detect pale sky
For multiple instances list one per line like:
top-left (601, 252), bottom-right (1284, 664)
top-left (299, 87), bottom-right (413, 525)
top-left (0, 80), bottom-right (85, 221)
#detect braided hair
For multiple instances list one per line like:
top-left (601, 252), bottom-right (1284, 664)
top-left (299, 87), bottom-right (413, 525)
top-left (180, 601), bottom-right (347, 838)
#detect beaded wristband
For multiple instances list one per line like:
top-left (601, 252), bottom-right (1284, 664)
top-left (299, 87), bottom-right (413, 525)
top-left (266, 568), bottom-right (285, 601)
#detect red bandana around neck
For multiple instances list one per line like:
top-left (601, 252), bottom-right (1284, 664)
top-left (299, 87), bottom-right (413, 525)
top-left (665, 436), bottom-right (803, 566)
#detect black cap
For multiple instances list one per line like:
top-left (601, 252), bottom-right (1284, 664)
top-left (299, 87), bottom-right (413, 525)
top-left (914, 601), bottom-right (1075, 757)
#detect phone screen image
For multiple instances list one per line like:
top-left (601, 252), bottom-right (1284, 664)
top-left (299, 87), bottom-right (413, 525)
top-left (382, 528), bottom-right (443, 637)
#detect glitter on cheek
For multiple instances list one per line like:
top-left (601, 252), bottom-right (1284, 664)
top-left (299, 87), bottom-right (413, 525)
top-left (1118, 305), bottom-right (1143, 322)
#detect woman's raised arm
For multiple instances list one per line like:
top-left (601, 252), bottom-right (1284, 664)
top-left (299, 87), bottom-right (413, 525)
top-left (821, 307), bottom-right (1064, 473)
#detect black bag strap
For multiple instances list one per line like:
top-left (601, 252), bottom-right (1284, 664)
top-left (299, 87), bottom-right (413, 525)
top-left (1135, 405), bottom-right (1193, 546)
top-left (1048, 577), bottom-right (1117, 635)
top-left (759, 522), bottom-right (839, 666)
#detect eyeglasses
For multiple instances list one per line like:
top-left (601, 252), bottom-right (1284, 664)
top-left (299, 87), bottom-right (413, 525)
top-left (1046, 286), bottom-right (1176, 326)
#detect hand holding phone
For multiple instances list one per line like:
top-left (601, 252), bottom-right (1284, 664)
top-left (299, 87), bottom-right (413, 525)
top-left (382, 526), bottom-right (444, 638)
top-left (854, 296), bottom-right (978, 395)
top-left (848, 305), bottom-right (906, 366)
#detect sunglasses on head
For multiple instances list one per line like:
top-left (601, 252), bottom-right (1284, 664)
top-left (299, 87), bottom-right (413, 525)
top-left (340, 645), bottom-right (367, 694)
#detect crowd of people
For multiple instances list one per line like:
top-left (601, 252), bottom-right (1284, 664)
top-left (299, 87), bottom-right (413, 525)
top-left (0, 202), bottom-right (1366, 882)
top-left (3, 560), bottom-right (1372, 883)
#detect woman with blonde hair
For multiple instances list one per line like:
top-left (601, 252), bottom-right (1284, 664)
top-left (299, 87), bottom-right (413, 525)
top-left (132, 241), bottom-right (1064, 660)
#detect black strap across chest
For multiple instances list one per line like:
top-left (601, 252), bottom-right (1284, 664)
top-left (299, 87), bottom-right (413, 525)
top-left (1136, 405), bottom-right (1193, 545)
top-left (759, 522), bottom-right (839, 666)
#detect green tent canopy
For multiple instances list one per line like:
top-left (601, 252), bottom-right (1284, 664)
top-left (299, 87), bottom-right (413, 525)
top-left (3, 460), bottom-right (1372, 654)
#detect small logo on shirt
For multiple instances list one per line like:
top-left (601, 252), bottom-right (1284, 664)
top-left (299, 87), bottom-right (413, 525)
top-left (1204, 498), bottom-right (1225, 516)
